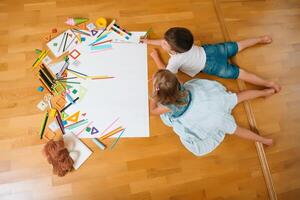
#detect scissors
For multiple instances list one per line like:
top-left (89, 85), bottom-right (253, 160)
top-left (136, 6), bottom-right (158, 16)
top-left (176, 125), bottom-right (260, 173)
top-left (43, 94), bottom-right (53, 108)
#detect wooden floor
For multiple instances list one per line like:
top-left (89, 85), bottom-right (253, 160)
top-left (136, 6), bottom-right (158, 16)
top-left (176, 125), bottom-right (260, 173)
top-left (0, 0), bottom-right (299, 199)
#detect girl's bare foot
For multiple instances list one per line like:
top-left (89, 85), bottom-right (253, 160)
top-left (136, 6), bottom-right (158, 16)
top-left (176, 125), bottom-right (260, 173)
top-left (267, 81), bottom-right (281, 93)
top-left (263, 88), bottom-right (276, 97)
top-left (260, 35), bottom-right (273, 44)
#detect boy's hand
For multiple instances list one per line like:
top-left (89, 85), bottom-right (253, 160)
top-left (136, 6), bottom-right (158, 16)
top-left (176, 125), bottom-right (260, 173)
top-left (140, 38), bottom-right (148, 43)
top-left (150, 49), bottom-right (159, 59)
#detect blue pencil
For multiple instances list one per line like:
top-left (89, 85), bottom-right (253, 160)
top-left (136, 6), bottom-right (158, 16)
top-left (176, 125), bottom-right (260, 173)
top-left (110, 129), bottom-right (126, 150)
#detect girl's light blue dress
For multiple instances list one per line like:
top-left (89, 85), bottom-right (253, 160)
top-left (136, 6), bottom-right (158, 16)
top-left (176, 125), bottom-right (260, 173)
top-left (160, 79), bottom-right (238, 156)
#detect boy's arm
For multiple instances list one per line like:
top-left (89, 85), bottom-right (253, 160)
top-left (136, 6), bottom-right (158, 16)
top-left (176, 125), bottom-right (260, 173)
top-left (150, 49), bottom-right (166, 69)
top-left (149, 98), bottom-right (170, 115)
top-left (140, 38), bottom-right (163, 46)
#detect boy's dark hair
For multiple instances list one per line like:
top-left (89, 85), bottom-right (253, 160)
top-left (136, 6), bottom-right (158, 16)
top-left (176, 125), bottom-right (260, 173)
top-left (164, 27), bottom-right (194, 53)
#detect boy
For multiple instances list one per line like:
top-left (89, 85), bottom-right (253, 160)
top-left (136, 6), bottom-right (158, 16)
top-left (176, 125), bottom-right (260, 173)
top-left (141, 27), bottom-right (280, 92)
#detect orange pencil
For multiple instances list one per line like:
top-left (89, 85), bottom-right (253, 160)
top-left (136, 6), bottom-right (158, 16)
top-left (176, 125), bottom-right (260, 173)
top-left (100, 126), bottom-right (123, 140)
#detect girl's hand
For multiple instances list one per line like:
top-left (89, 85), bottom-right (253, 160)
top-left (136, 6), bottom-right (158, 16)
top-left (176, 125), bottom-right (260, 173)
top-left (150, 49), bottom-right (159, 59)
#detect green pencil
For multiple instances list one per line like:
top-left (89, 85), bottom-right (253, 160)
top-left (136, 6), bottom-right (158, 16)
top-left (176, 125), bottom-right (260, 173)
top-left (143, 27), bottom-right (152, 39)
top-left (40, 111), bottom-right (49, 139)
top-left (58, 80), bottom-right (81, 84)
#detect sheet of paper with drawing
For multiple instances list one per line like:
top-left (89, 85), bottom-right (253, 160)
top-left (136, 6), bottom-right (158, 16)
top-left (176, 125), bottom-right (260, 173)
top-left (62, 31), bottom-right (149, 138)
top-left (47, 29), bottom-right (81, 58)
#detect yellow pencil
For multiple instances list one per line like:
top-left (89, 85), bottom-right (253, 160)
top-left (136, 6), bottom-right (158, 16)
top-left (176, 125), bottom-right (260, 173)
top-left (32, 50), bottom-right (48, 70)
top-left (86, 75), bottom-right (114, 80)
top-left (100, 126), bottom-right (124, 140)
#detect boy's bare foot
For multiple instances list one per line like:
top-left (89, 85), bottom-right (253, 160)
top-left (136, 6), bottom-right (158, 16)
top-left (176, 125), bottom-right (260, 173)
top-left (267, 81), bottom-right (281, 93)
top-left (260, 35), bottom-right (272, 44)
top-left (263, 88), bottom-right (276, 97)
top-left (262, 138), bottom-right (273, 146)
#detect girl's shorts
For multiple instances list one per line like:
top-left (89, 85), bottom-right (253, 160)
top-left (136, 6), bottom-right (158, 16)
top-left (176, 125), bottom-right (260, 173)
top-left (202, 42), bottom-right (240, 79)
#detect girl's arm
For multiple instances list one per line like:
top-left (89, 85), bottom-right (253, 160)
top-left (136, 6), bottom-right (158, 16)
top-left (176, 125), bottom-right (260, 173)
top-left (150, 49), bottom-right (166, 69)
top-left (140, 38), bottom-right (163, 46)
top-left (149, 98), bottom-right (170, 115)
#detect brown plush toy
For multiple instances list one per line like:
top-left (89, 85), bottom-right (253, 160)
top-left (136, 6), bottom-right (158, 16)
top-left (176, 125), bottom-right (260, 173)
top-left (43, 139), bottom-right (74, 177)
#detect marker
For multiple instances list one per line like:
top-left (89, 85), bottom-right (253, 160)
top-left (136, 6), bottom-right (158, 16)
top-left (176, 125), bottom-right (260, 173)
top-left (61, 97), bottom-right (79, 112)
top-left (40, 112), bottom-right (49, 139)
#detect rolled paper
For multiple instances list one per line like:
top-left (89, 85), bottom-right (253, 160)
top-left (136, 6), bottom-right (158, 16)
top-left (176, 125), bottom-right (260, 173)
top-left (91, 138), bottom-right (106, 150)
top-left (65, 18), bottom-right (89, 26)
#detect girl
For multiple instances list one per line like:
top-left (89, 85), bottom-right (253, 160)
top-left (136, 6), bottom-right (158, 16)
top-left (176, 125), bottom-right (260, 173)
top-left (150, 69), bottom-right (274, 156)
top-left (43, 139), bottom-right (74, 177)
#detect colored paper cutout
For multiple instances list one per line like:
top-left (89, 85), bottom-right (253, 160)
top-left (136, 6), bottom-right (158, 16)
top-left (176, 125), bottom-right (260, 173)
top-left (91, 127), bottom-right (99, 135)
top-left (69, 49), bottom-right (81, 60)
top-left (65, 111), bottom-right (80, 122)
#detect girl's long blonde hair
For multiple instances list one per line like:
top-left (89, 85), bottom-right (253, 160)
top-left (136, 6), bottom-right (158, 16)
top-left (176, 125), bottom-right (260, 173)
top-left (152, 69), bottom-right (188, 106)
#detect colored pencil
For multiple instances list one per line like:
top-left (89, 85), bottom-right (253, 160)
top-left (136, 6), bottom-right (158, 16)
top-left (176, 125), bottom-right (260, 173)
top-left (101, 117), bottom-right (120, 136)
top-left (66, 68), bottom-right (87, 77)
top-left (32, 50), bottom-right (48, 70)
top-left (63, 33), bottom-right (68, 52)
top-left (110, 129), bottom-right (126, 149)
top-left (56, 77), bottom-right (77, 80)
top-left (65, 36), bottom-right (76, 50)
top-left (40, 112), bottom-right (49, 139)
top-left (100, 126), bottom-right (124, 140)
top-left (92, 39), bottom-right (112, 46)
top-left (66, 70), bottom-right (86, 79)
top-left (90, 33), bottom-right (109, 45)
top-left (56, 61), bottom-right (69, 78)
top-left (72, 28), bottom-right (90, 36)
top-left (56, 112), bottom-right (65, 135)
top-left (58, 32), bottom-right (66, 52)
top-left (143, 27), bottom-right (152, 39)
top-left (61, 97), bottom-right (79, 112)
